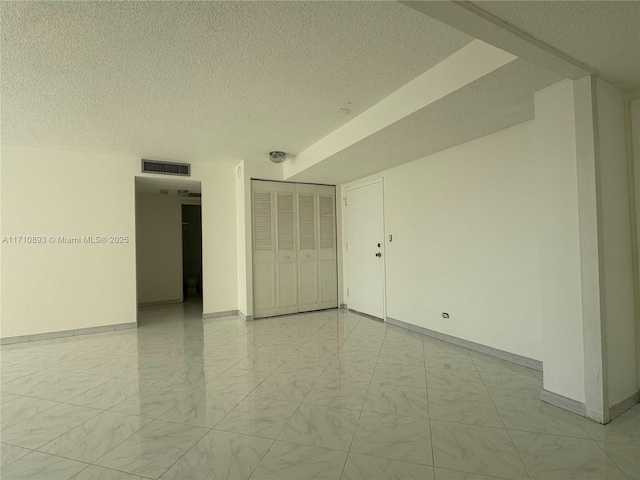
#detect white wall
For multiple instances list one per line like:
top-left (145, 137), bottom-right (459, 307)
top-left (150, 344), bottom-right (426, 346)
top-left (534, 80), bottom-right (586, 403)
top-left (632, 97), bottom-right (640, 388)
top-left (342, 121), bottom-right (543, 361)
top-left (135, 193), bottom-right (183, 305)
top-left (0, 147), bottom-right (4, 332)
top-left (236, 162), bottom-right (248, 316)
top-left (193, 162), bottom-right (238, 316)
top-left (338, 80), bottom-right (620, 408)
top-left (337, 79), bottom-right (636, 412)
top-left (595, 79), bottom-right (638, 406)
top-left (1, 145), bottom-right (138, 338)
top-left (1, 145), bottom-right (240, 338)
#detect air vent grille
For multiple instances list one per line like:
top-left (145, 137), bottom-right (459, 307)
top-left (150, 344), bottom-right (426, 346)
top-left (141, 159), bottom-right (190, 176)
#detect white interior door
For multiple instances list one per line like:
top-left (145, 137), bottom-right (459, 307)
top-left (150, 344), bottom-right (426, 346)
top-left (276, 185), bottom-right (298, 315)
top-left (318, 186), bottom-right (338, 309)
top-left (252, 180), bottom-right (337, 319)
top-left (297, 185), bottom-right (319, 312)
top-left (346, 182), bottom-right (385, 319)
top-left (252, 184), bottom-right (276, 317)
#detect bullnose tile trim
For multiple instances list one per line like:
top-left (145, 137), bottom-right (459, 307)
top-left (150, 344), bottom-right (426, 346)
top-left (138, 299), bottom-right (181, 308)
top-left (202, 310), bottom-right (239, 319)
top-left (385, 315), bottom-right (543, 371)
top-left (1, 322), bottom-right (138, 345)
top-left (541, 389), bottom-right (586, 416)
top-left (237, 311), bottom-right (255, 322)
top-left (610, 389), bottom-right (640, 420)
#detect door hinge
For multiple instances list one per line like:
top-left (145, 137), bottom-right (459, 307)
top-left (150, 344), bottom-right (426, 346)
top-left (346, 242), bottom-right (348, 252)
top-left (347, 288), bottom-right (350, 296)
top-left (344, 198), bottom-right (347, 206)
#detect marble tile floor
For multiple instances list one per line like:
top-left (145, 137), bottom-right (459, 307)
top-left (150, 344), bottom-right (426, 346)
top-left (1, 304), bottom-right (639, 480)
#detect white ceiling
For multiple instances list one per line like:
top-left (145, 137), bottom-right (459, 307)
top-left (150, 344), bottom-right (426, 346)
top-left (470, 0), bottom-right (640, 91)
top-left (1, 1), bottom-right (472, 164)
top-left (290, 59), bottom-right (562, 184)
top-left (3, 1), bottom-right (633, 186)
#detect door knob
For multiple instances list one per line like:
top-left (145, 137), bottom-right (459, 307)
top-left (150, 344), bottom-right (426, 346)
top-left (375, 252), bottom-right (382, 257)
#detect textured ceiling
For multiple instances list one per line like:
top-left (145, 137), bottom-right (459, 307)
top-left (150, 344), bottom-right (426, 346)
top-left (1, 1), bottom-right (473, 163)
top-left (289, 59), bottom-right (562, 185)
top-left (470, 1), bottom-right (640, 91)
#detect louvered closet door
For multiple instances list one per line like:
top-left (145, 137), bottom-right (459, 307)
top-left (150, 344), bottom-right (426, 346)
top-left (318, 186), bottom-right (338, 309)
top-left (252, 182), bottom-right (276, 317)
top-left (275, 183), bottom-right (298, 315)
top-left (297, 185), bottom-right (319, 312)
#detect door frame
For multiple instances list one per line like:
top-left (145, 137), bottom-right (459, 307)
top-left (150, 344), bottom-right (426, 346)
top-left (344, 178), bottom-right (387, 321)
top-left (180, 201), bottom-right (203, 303)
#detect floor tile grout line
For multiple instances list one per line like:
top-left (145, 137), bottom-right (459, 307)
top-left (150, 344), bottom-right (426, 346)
top-left (144, 421), bottom-right (215, 479)
top-left (351, 322), bottom-right (437, 472)
top-left (342, 450), bottom-right (437, 471)
top-left (32, 410), bottom-right (154, 468)
top-left (1, 404), bottom-right (104, 452)
top-left (0, 443), bottom-right (36, 468)
top-left (339, 407), bottom-right (363, 479)
top-left (6, 309), bottom-right (632, 479)
top-left (422, 331), bottom-right (436, 469)
top-left (0, 396), bottom-right (64, 431)
top-left (503, 429), bottom-right (534, 480)
top-left (245, 437), bottom-right (279, 480)
top-left (477, 365), bottom-right (533, 480)
top-left (434, 466), bottom-right (524, 480)
top-left (1, 449), bottom-right (93, 476)
top-left (68, 462), bottom-right (93, 479)
top-left (268, 314), bottom-right (367, 450)
top-left (177, 316), bottom-right (350, 449)
top-left (591, 439), bottom-right (633, 480)
top-left (487, 388), bottom-right (595, 440)
top-left (89, 462), bottom-right (157, 480)
top-left (247, 435), bottom-right (353, 454)
top-left (5, 367), bottom-right (210, 459)
top-left (265, 315), bottom-right (375, 455)
top-left (4, 446), bottom-right (161, 480)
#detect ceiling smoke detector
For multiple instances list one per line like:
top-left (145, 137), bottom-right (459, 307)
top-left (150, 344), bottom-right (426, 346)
top-left (269, 151), bottom-right (286, 164)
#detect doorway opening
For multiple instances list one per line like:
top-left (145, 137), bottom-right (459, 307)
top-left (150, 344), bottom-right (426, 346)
top-left (182, 204), bottom-right (202, 303)
top-left (134, 176), bottom-right (202, 323)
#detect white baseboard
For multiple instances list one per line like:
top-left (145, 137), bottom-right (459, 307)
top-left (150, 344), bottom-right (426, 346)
top-left (610, 390), bottom-right (640, 420)
top-left (237, 311), bottom-right (255, 322)
top-left (385, 315), bottom-right (543, 371)
top-left (1, 322), bottom-right (137, 345)
top-left (138, 299), bottom-right (181, 308)
top-left (540, 389), bottom-right (585, 416)
top-left (202, 310), bottom-right (239, 319)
